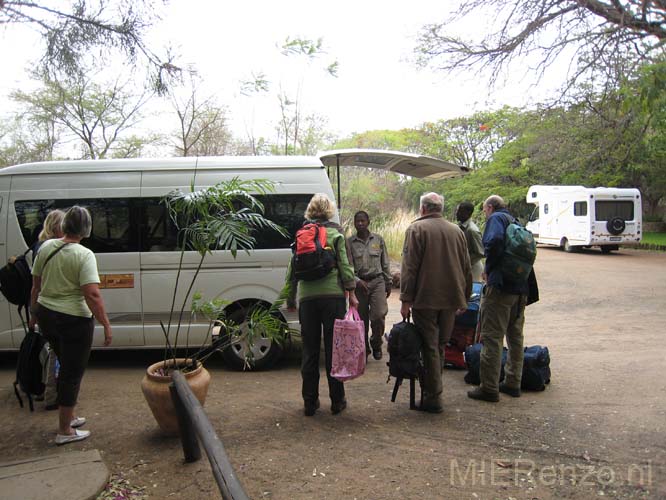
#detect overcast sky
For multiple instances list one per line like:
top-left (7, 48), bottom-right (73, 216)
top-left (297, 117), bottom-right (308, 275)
top-left (1, 0), bottom-right (564, 143)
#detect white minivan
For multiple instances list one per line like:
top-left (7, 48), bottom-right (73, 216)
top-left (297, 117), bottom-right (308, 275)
top-left (0, 150), bottom-right (465, 369)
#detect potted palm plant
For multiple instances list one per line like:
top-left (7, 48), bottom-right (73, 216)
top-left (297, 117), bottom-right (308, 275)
top-left (141, 177), bottom-right (289, 434)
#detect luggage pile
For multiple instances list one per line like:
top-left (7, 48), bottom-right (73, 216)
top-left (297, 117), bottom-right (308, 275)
top-left (445, 282), bottom-right (552, 392)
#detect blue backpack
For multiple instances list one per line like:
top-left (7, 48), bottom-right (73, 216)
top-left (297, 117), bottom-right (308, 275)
top-left (464, 343), bottom-right (550, 391)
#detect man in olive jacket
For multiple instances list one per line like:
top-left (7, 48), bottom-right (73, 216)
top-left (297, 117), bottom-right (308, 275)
top-left (400, 192), bottom-right (473, 413)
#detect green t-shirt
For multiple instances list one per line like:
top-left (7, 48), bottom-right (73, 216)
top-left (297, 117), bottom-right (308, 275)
top-left (32, 239), bottom-right (100, 318)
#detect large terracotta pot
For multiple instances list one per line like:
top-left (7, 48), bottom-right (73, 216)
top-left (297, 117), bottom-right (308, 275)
top-left (141, 358), bottom-right (211, 435)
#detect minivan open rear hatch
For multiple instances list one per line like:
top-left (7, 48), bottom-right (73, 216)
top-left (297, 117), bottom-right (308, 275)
top-left (319, 149), bottom-right (468, 179)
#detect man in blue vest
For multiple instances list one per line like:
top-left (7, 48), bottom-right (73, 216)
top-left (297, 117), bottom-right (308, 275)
top-left (468, 195), bottom-right (528, 402)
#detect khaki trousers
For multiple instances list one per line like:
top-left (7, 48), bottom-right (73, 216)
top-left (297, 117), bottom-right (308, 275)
top-left (479, 286), bottom-right (527, 394)
top-left (412, 308), bottom-right (456, 407)
top-left (356, 276), bottom-right (388, 353)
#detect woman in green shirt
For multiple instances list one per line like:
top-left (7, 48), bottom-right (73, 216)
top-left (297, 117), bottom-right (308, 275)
top-left (30, 206), bottom-right (112, 445)
top-left (286, 194), bottom-right (358, 416)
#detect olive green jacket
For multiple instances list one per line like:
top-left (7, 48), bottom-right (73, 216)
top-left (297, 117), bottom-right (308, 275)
top-left (286, 222), bottom-right (356, 306)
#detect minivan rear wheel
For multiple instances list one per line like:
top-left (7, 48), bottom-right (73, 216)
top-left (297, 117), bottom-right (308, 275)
top-left (219, 304), bottom-right (284, 371)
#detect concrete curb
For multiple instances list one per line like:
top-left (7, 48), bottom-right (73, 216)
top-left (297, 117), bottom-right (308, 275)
top-left (0, 449), bottom-right (108, 500)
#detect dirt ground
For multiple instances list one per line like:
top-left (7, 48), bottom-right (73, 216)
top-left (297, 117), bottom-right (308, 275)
top-left (1, 247), bottom-right (665, 500)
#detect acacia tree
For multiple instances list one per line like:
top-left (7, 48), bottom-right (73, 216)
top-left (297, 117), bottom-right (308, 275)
top-left (416, 107), bottom-right (523, 170)
top-left (170, 76), bottom-right (232, 157)
top-left (1, 0), bottom-right (178, 92)
top-left (415, 0), bottom-right (666, 94)
top-left (0, 114), bottom-right (58, 167)
top-left (239, 72), bottom-right (270, 155)
top-left (12, 73), bottom-right (153, 159)
top-left (296, 113), bottom-right (336, 155)
top-left (275, 37), bottom-right (338, 155)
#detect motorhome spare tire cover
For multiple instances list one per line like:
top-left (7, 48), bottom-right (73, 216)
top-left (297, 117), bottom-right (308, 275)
top-left (607, 217), bottom-right (626, 235)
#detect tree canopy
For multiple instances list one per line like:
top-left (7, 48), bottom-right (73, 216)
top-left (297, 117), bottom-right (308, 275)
top-left (1, 0), bottom-right (178, 92)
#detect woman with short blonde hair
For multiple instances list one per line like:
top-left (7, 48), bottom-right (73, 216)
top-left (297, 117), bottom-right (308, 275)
top-left (38, 210), bottom-right (65, 243)
top-left (34, 209), bottom-right (66, 411)
top-left (304, 193), bottom-right (336, 221)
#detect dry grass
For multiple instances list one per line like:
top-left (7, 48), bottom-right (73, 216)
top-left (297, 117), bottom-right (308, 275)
top-left (372, 209), bottom-right (417, 260)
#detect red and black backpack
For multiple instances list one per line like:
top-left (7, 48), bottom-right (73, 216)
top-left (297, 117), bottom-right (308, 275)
top-left (291, 222), bottom-right (336, 281)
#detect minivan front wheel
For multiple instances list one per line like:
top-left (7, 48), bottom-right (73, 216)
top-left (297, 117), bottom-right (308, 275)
top-left (219, 304), bottom-right (284, 371)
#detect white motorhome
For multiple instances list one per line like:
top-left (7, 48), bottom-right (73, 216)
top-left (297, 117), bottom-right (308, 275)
top-left (0, 150), bottom-right (465, 369)
top-left (525, 185), bottom-right (642, 253)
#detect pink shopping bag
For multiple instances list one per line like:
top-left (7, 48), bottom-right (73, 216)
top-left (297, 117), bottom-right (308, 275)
top-left (331, 307), bottom-right (366, 382)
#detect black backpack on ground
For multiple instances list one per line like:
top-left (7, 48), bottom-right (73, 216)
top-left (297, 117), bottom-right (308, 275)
top-left (291, 222), bottom-right (336, 281)
top-left (13, 328), bottom-right (47, 411)
top-left (386, 320), bottom-right (424, 409)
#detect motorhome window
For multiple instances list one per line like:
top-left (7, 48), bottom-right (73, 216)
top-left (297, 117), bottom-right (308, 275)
top-left (544, 204), bottom-right (549, 214)
top-left (15, 199), bottom-right (139, 253)
top-left (595, 201), bottom-right (634, 221)
top-left (574, 201), bottom-right (588, 216)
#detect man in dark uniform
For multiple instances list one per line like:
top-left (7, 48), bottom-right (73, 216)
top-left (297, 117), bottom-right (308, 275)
top-left (347, 211), bottom-right (391, 360)
top-left (456, 202), bottom-right (484, 282)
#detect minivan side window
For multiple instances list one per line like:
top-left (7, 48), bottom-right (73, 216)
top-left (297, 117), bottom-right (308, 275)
top-left (252, 195), bottom-right (309, 249)
top-left (15, 194), bottom-right (311, 253)
top-left (140, 198), bottom-right (180, 251)
top-left (145, 194), bottom-right (310, 251)
top-left (573, 201), bottom-right (587, 216)
top-left (15, 199), bottom-right (138, 253)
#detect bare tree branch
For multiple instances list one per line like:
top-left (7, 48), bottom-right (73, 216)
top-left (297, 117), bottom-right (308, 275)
top-left (415, 0), bottom-right (666, 95)
top-left (1, 0), bottom-right (180, 93)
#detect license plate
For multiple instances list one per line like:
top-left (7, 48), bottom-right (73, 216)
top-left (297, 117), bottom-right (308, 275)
top-left (609, 237), bottom-right (621, 241)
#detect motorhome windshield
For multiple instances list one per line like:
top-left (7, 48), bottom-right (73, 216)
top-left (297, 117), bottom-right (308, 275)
top-left (595, 200), bottom-right (634, 221)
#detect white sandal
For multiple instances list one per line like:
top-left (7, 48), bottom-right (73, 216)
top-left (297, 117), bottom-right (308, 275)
top-left (71, 417), bottom-right (86, 428)
top-left (55, 428), bottom-right (90, 445)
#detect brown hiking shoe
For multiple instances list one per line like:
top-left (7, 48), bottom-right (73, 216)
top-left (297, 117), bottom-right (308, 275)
top-left (467, 387), bottom-right (499, 402)
top-left (499, 382), bottom-right (521, 398)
